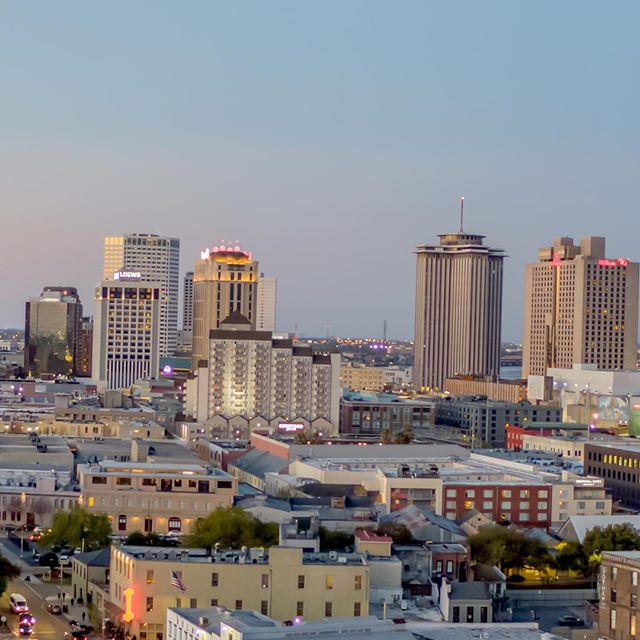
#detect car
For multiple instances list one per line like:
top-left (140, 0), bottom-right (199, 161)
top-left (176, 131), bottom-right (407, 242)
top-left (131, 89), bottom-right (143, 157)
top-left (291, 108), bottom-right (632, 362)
top-left (58, 553), bottom-right (71, 566)
top-left (19, 613), bottom-right (35, 625)
top-left (46, 603), bottom-right (62, 615)
top-left (9, 594), bottom-right (29, 614)
top-left (65, 631), bottom-right (88, 640)
top-left (557, 615), bottom-right (584, 627)
top-left (18, 623), bottom-right (33, 636)
top-left (70, 623), bottom-right (94, 634)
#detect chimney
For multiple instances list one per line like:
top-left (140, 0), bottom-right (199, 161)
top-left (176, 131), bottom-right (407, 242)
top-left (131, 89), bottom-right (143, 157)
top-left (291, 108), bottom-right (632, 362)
top-left (131, 438), bottom-right (149, 463)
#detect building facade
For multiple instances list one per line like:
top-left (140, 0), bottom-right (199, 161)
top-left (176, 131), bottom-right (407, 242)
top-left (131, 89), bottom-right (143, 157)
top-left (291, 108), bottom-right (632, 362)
top-left (78, 448), bottom-right (236, 535)
top-left (103, 234), bottom-right (180, 357)
top-left (183, 272), bottom-right (194, 332)
top-left (598, 551), bottom-right (640, 640)
top-left (443, 375), bottom-right (526, 403)
top-left (24, 287), bottom-right (83, 376)
top-left (92, 278), bottom-right (160, 389)
top-left (109, 545), bottom-right (369, 639)
top-left (256, 275), bottom-right (277, 332)
top-left (339, 392), bottom-right (435, 435)
top-left (584, 442), bottom-right (640, 509)
top-left (187, 316), bottom-right (341, 432)
top-left (434, 397), bottom-right (563, 447)
top-left (413, 231), bottom-right (505, 392)
top-left (76, 316), bottom-right (94, 377)
top-left (192, 245), bottom-right (259, 367)
top-left (523, 236), bottom-right (639, 378)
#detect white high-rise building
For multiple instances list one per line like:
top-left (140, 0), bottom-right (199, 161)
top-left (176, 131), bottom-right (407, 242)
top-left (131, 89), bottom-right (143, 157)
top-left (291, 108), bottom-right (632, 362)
top-left (256, 274), bottom-right (277, 331)
top-left (103, 234), bottom-right (180, 357)
top-left (186, 314), bottom-right (341, 433)
top-left (92, 277), bottom-right (160, 389)
top-left (183, 271), bottom-right (194, 331)
top-left (413, 231), bottom-right (505, 391)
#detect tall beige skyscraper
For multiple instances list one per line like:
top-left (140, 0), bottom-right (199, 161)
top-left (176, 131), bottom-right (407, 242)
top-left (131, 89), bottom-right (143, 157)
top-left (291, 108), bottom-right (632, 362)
top-left (103, 234), bottom-right (180, 357)
top-left (413, 231), bottom-right (505, 391)
top-left (191, 244), bottom-right (258, 367)
top-left (523, 236), bottom-right (639, 378)
top-left (256, 274), bottom-right (277, 331)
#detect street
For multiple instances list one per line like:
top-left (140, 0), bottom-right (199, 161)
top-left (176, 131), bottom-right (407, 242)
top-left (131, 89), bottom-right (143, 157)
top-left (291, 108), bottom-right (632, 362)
top-left (0, 577), bottom-right (70, 640)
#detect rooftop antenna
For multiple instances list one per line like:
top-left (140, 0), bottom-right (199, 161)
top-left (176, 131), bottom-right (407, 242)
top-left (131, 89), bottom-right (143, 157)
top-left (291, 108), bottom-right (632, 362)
top-left (459, 196), bottom-right (465, 233)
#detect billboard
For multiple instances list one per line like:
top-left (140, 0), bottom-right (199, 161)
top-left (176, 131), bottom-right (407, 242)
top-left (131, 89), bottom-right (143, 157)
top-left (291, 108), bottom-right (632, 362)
top-left (597, 395), bottom-right (629, 426)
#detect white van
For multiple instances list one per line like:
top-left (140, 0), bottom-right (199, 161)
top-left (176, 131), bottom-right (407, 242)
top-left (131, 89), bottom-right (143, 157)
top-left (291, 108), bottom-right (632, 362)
top-left (9, 594), bottom-right (28, 614)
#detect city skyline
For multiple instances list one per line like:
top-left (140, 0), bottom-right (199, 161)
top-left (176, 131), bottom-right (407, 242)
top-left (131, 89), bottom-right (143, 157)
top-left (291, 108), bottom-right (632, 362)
top-left (1, 2), bottom-right (638, 341)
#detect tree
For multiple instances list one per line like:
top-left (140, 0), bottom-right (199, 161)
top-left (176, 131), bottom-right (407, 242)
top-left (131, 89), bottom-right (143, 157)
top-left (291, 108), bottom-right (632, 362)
top-left (186, 507), bottom-right (278, 552)
top-left (319, 527), bottom-right (354, 551)
top-left (376, 522), bottom-right (413, 544)
top-left (41, 507), bottom-right (111, 551)
top-left (124, 532), bottom-right (163, 546)
top-left (0, 554), bottom-right (20, 598)
top-left (394, 427), bottom-right (413, 444)
top-left (293, 431), bottom-right (323, 445)
top-left (581, 523), bottom-right (640, 575)
top-left (468, 526), bottom-right (553, 573)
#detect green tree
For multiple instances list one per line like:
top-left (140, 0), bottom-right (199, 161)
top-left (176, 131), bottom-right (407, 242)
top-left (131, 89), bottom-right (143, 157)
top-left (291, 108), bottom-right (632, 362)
top-left (124, 532), bottom-right (163, 546)
top-left (394, 427), bottom-right (413, 444)
top-left (293, 431), bottom-right (324, 444)
top-left (0, 554), bottom-right (20, 598)
top-left (318, 527), bottom-right (354, 552)
top-left (581, 523), bottom-right (640, 575)
top-left (554, 541), bottom-right (588, 575)
top-left (186, 507), bottom-right (278, 552)
top-left (41, 507), bottom-right (111, 551)
top-left (468, 526), bottom-right (553, 573)
top-left (376, 522), bottom-right (413, 544)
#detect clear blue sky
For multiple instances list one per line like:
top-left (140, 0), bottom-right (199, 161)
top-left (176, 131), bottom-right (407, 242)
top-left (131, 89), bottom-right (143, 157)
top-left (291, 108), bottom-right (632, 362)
top-left (1, 1), bottom-right (638, 340)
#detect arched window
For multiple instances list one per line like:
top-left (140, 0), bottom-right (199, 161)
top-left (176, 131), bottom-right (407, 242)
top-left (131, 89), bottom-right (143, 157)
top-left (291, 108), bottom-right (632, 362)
top-left (168, 517), bottom-right (181, 532)
top-left (118, 514), bottom-right (127, 531)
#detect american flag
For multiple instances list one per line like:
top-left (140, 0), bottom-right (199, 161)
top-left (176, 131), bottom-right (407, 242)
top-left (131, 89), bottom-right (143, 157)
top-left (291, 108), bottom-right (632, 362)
top-left (170, 570), bottom-right (186, 592)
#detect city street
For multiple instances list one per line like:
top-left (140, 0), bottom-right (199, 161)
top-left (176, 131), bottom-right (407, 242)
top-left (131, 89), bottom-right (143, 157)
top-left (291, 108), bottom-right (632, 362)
top-left (0, 577), bottom-right (70, 640)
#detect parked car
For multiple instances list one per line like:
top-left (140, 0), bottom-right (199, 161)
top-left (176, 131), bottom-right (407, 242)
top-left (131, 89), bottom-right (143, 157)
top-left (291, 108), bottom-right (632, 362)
top-left (46, 603), bottom-right (62, 615)
top-left (557, 615), bottom-right (584, 627)
top-left (19, 613), bottom-right (35, 626)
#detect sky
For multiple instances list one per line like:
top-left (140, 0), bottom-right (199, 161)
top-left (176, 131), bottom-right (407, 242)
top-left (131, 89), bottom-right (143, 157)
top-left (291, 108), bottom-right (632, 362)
top-left (0, 1), bottom-right (638, 341)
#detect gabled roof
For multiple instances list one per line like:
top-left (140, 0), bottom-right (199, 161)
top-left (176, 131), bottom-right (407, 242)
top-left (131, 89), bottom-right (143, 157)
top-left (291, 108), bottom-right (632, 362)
top-left (230, 449), bottom-right (288, 480)
top-left (71, 548), bottom-right (110, 567)
top-left (557, 515), bottom-right (640, 543)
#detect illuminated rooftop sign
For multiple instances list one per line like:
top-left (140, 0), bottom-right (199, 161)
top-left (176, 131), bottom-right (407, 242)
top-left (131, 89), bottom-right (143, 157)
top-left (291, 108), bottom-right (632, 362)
top-left (598, 258), bottom-right (629, 268)
top-left (114, 271), bottom-right (142, 280)
top-left (200, 240), bottom-right (252, 261)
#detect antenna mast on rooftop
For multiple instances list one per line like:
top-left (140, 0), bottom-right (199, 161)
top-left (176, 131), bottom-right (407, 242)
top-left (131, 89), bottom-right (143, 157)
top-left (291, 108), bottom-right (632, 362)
top-left (459, 196), bottom-right (465, 233)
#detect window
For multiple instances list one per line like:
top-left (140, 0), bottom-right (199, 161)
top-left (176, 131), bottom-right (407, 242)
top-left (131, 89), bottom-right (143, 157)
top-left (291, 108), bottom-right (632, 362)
top-left (466, 606), bottom-right (474, 623)
top-left (146, 597), bottom-right (154, 612)
top-left (613, 567), bottom-right (618, 579)
top-left (190, 598), bottom-right (197, 608)
top-left (116, 477), bottom-right (131, 486)
top-left (502, 489), bottom-right (511, 497)
top-left (175, 598), bottom-right (181, 608)
top-left (483, 490), bottom-right (493, 498)
top-left (325, 602), bottom-right (332, 617)
top-left (325, 575), bottom-right (334, 590)
top-left (465, 490), bottom-right (475, 498)
top-left (611, 589), bottom-right (617, 603)
top-left (298, 575), bottom-right (305, 588)
top-left (483, 501), bottom-right (493, 509)
top-left (446, 560), bottom-right (454, 574)
top-left (211, 572), bottom-right (219, 587)
top-left (146, 570), bottom-right (154, 585)
top-left (261, 601), bottom-right (269, 616)
top-left (631, 593), bottom-right (637, 608)
top-left (354, 575), bottom-right (362, 590)
top-left (446, 501), bottom-right (456, 509)
top-left (235, 600), bottom-right (242, 610)
top-left (168, 517), bottom-right (181, 532)
top-left (611, 609), bottom-right (616, 630)
top-left (296, 602), bottom-right (304, 616)
top-left (261, 574), bottom-right (269, 588)
top-left (480, 606), bottom-right (488, 623)
top-left (118, 515), bottom-right (127, 531)
top-left (92, 476), bottom-right (107, 485)
top-left (537, 502), bottom-right (548, 510)
top-left (210, 599), bottom-right (218, 607)
top-left (596, 501), bottom-right (606, 509)
top-left (501, 502), bottom-right (511, 509)
top-left (452, 606), bottom-right (460, 623)
top-left (144, 516), bottom-right (153, 533)
top-left (632, 615), bottom-right (637, 636)
top-left (633, 571), bottom-right (638, 587)
top-left (354, 602), bottom-right (361, 617)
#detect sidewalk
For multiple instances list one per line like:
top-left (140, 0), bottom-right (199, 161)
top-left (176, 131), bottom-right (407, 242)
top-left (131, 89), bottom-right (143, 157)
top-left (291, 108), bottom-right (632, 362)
top-left (43, 593), bottom-right (93, 628)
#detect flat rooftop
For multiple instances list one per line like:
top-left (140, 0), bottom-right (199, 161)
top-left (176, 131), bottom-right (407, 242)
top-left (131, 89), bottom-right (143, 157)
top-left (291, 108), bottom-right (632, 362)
top-left (116, 545), bottom-right (366, 566)
top-left (72, 438), bottom-right (203, 465)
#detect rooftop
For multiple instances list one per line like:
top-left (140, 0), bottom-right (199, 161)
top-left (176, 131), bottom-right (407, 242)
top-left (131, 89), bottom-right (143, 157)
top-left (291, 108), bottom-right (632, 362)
top-left (355, 529), bottom-right (392, 543)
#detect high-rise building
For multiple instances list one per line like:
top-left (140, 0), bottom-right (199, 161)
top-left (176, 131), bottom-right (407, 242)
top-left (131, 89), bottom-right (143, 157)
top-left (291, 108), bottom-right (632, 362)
top-left (24, 287), bottom-right (83, 376)
top-left (92, 277), bottom-right (160, 389)
top-left (523, 237), bottom-right (639, 379)
top-left (256, 274), bottom-right (277, 331)
top-left (102, 234), bottom-right (180, 357)
top-left (182, 271), bottom-right (194, 331)
top-left (76, 316), bottom-right (93, 377)
top-left (186, 314), bottom-right (341, 433)
top-left (191, 244), bottom-right (258, 367)
top-left (413, 232), bottom-right (505, 391)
